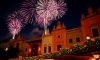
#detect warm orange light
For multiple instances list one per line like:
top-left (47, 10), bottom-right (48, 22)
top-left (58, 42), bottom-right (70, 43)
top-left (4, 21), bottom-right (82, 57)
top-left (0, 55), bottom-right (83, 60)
top-left (38, 47), bottom-right (41, 51)
top-left (93, 54), bottom-right (100, 59)
top-left (38, 47), bottom-right (41, 55)
top-left (28, 48), bottom-right (31, 53)
top-left (89, 57), bottom-right (96, 60)
top-left (92, 58), bottom-right (96, 60)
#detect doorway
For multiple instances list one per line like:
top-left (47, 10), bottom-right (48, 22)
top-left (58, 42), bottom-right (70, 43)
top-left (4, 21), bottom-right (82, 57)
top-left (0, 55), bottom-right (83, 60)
top-left (32, 44), bottom-right (38, 56)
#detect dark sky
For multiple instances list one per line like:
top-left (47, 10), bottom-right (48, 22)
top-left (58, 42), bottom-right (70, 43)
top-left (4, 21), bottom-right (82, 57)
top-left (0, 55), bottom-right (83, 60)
top-left (0, 0), bottom-right (99, 40)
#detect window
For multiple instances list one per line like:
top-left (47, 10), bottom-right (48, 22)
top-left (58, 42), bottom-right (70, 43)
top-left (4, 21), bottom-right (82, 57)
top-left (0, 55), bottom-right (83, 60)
top-left (92, 28), bottom-right (99, 37)
top-left (69, 39), bottom-right (73, 43)
top-left (58, 35), bottom-right (60, 38)
top-left (76, 37), bottom-right (80, 42)
top-left (44, 47), bottom-right (46, 53)
top-left (48, 46), bottom-right (51, 52)
top-left (25, 48), bottom-right (27, 51)
top-left (57, 45), bottom-right (62, 51)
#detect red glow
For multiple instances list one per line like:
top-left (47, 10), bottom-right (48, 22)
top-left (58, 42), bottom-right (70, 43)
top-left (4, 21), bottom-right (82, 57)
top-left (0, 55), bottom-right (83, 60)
top-left (38, 47), bottom-right (41, 55)
top-left (89, 57), bottom-right (96, 60)
top-left (28, 48), bottom-right (31, 53)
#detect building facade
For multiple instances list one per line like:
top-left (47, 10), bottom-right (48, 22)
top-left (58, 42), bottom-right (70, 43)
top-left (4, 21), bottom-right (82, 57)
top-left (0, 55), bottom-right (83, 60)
top-left (81, 7), bottom-right (100, 41)
top-left (0, 7), bottom-right (100, 56)
top-left (42, 21), bottom-right (83, 55)
top-left (41, 7), bottom-right (100, 55)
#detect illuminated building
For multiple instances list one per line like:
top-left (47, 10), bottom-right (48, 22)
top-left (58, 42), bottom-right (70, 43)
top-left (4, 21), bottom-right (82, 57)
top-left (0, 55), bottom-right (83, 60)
top-left (0, 7), bottom-right (100, 56)
top-left (42, 7), bottom-right (100, 55)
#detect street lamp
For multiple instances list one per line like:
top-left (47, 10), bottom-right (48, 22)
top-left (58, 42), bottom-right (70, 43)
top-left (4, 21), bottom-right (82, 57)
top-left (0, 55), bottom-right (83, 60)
top-left (86, 36), bottom-right (91, 40)
top-left (5, 47), bottom-right (8, 51)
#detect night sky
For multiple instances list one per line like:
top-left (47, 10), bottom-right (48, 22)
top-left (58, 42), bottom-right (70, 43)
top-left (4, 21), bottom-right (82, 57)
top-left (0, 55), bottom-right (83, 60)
top-left (0, 0), bottom-right (99, 40)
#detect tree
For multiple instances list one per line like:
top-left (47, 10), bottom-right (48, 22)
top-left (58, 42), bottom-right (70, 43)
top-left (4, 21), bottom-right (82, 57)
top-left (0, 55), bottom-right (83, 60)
top-left (85, 39), bottom-right (93, 52)
top-left (72, 45), bottom-right (84, 55)
top-left (61, 48), bottom-right (72, 55)
top-left (93, 38), bottom-right (100, 50)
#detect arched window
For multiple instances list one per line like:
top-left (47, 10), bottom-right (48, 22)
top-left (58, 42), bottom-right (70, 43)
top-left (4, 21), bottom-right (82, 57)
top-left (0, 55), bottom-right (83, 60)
top-left (91, 26), bottom-right (99, 37)
top-left (48, 46), bottom-right (51, 52)
top-left (57, 45), bottom-right (62, 51)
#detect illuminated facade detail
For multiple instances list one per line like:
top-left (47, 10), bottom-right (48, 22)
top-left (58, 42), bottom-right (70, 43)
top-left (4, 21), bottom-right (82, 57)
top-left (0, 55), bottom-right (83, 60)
top-left (42, 28), bottom-right (53, 54)
top-left (42, 21), bottom-right (83, 54)
top-left (52, 21), bottom-right (67, 52)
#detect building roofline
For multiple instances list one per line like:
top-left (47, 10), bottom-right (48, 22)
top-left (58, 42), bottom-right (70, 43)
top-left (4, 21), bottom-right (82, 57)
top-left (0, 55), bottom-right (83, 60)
top-left (67, 27), bottom-right (81, 32)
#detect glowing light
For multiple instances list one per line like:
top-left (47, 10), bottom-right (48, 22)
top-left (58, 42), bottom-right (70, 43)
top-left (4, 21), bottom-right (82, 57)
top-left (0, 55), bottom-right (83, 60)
top-left (28, 48), bottom-right (31, 53)
top-left (93, 54), bottom-right (100, 59)
top-left (5, 48), bottom-right (8, 51)
top-left (38, 47), bottom-right (41, 51)
top-left (20, 0), bottom-right (36, 24)
top-left (89, 57), bottom-right (96, 60)
top-left (8, 20), bottom-right (22, 39)
top-left (38, 47), bottom-right (41, 55)
top-left (86, 36), bottom-right (90, 40)
top-left (92, 58), bottom-right (96, 60)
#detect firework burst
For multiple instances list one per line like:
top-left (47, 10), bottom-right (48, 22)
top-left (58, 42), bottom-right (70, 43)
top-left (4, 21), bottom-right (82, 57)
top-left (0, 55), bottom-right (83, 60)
top-left (36, 15), bottom-right (52, 27)
top-left (8, 11), bottom-right (26, 26)
top-left (20, 0), bottom-right (36, 24)
top-left (56, 0), bottom-right (67, 18)
top-left (8, 20), bottom-right (22, 39)
top-left (36, 0), bottom-right (58, 27)
top-left (36, 0), bottom-right (67, 34)
top-left (36, 0), bottom-right (67, 27)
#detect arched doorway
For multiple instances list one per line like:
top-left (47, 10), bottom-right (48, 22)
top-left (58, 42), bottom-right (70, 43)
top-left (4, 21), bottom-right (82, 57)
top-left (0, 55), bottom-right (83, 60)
top-left (16, 43), bottom-right (19, 51)
top-left (32, 44), bottom-right (38, 56)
